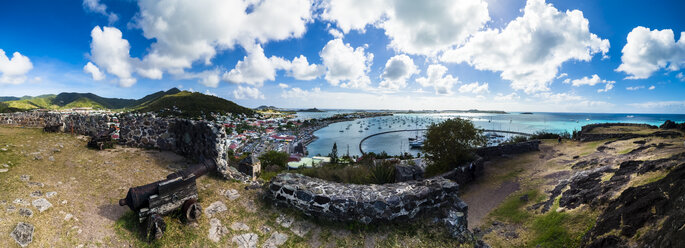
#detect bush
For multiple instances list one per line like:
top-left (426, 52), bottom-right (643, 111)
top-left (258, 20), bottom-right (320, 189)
top-left (258, 151), bottom-right (289, 171)
top-left (300, 164), bottom-right (371, 184)
top-left (369, 161), bottom-right (396, 184)
top-left (423, 118), bottom-right (486, 177)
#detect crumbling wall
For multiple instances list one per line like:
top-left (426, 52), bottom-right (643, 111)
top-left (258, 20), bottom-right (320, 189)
top-left (0, 112), bottom-right (246, 181)
top-left (266, 173), bottom-right (470, 240)
top-left (475, 140), bottom-right (541, 159)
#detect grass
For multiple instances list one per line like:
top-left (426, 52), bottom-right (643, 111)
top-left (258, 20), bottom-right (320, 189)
top-left (579, 140), bottom-right (606, 156)
top-left (628, 170), bottom-right (668, 188)
top-left (617, 148), bottom-right (633, 154)
top-left (490, 190), bottom-right (541, 224)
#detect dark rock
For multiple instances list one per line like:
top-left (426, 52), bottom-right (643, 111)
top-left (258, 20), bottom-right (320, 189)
top-left (519, 194), bottom-right (529, 202)
top-left (583, 163), bottom-right (685, 247)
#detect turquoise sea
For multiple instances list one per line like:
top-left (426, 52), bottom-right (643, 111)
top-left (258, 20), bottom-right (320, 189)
top-left (300, 111), bottom-right (685, 157)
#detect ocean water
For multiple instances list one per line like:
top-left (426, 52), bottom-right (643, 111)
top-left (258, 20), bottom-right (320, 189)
top-left (303, 112), bottom-right (685, 157)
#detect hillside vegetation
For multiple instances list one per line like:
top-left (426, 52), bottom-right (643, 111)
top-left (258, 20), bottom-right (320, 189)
top-left (136, 91), bottom-right (254, 118)
top-left (0, 88), bottom-right (253, 118)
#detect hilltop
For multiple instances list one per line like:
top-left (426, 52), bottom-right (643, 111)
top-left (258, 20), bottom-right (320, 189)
top-left (135, 91), bottom-right (254, 118)
top-left (0, 89), bottom-right (180, 112)
top-left (0, 88), bottom-right (253, 118)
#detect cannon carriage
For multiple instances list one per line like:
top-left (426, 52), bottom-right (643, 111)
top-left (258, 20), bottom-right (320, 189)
top-left (119, 161), bottom-right (215, 241)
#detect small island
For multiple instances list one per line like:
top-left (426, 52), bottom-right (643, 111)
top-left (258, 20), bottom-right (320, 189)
top-left (520, 112), bottom-right (533, 114)
top-left (298, 108), bottom-right (325, 112)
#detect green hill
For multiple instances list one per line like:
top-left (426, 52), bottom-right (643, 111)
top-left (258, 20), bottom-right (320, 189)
top-left (0, 96), bottom-right (20, 102)
top-left (0, 88), bottom-right (253, 118)
top-left (0, 89), bottom-right (180, 112)
top-left (136, 91), bottom-right (254, 118)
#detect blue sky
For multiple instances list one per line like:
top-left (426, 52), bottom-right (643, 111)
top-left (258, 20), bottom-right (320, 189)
top-left (0, 0), bottom-right (683, 113)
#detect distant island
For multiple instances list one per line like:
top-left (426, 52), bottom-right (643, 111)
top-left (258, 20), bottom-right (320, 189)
top-left (298, 108), bottom-right (325, 112)
top-left (520, 112), bottom-right (533, 114)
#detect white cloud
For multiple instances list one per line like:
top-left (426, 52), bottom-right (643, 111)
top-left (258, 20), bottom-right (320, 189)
top-left (135, 0), bottom-right (312, 79)
top-left (288, 55), bottom-right (325, 80)
top-left (223, 44), bottom-right (288, 86)
top-left (204, 90), bottom-right (217, 96)
top-left (88, 26), bottom-right (137, 87)
top-left (459, 82), bottom-right (489, 94)
top-left (0, 49), bottom-right (33, 85)
top-left (223, 44), bottom-right (322, 86)
top-left (233, 86), bottom-right (265, 100)
top-left (320, 0), bottom-right (387, 33)
top-left (328, 28), bottom-right (344, 39)
top-left (556, 73), bottom-right (568, 79)
top-left (278, 83), bottom-right (289, 89)
top-left (677, 72), bottom-right (684, 82)
top-left (570, 74), bottom-right (603, 86)
top-left (83, 62), bottom-right (105, 81)
top-left (322, 0), bottom-right (490, 55)
top-left (649, 85), bottom-right (656, 90)
top-left (626, 86), bottom-right (644, 91)
top-left (567, 74), bottom-right (615, 92)
top-left (416, 64), bottom-right (459, 95)
top-left (597, 82), bottom-right (614, 93)
top-left (616, 26), bottom-right (685, 79)
top-left (379, 54), bottom-right (418, 90)
top-left (281, 87), bottom-right (322, 98)
top-left (629, 100), bottom-right (685, 109)
top-left (494, 92), bottom-right (519, 101)
top-left (534, 92), bottom-right (583, 103)
top-left (82, 0), bottom-right (118, 24)
top-left (441, 0), bottom-right (609, 93)
top-left (320, 38), bottom-right (374, 89)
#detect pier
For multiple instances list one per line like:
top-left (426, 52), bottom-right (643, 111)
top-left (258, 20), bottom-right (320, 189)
top-left (358, 129), bottom-right (532, 154)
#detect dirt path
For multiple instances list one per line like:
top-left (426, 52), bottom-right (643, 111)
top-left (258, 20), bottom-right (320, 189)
top-left (461, 180), bottom-right (520, 228)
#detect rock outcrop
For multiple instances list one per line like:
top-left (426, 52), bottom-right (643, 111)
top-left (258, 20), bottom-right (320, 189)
top-left (583, 162), bottom-right (685, 247)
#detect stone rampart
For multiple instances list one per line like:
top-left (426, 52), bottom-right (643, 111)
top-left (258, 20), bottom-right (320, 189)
top-left (475, 140), bottom-right (541, 159)
top-left (0, 112), bottom-right (247, 180)
top-left (266, 173), bottom-right (470, 239)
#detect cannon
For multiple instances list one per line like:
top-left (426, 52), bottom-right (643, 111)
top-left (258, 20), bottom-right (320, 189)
top-left (119, 161), bottom-right (216, 241)
top-left (87, 127), bottom-right (116, 150)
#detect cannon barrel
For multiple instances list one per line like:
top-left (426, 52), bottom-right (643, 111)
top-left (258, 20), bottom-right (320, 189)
top-left (119, 161), bottom-right (216, 211)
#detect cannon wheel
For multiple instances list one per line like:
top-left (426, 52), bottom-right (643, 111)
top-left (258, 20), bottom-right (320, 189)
top-left (145, 214), bottom-right (166, 242)
top-left (98, 142), bottom-right (104, 150)
top-left (182, 199), bottom-right (202, 223)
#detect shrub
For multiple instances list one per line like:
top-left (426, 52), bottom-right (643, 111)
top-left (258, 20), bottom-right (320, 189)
top-left (369, 161), bottom-right (396, 184)
top-left (258, 151), bottom-right (289, 170)
top-left (300, 164), bottom-right (371, 184)
top-left (423, 118), bottom-right (486, 177)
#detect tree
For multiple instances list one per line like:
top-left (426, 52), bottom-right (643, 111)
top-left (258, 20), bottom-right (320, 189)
top-left (423, 118), bottom-right (486, 177)
top-left (258, 150), bottom-right (289, 171)
top-left (330, 142), bottom-right (338, 163)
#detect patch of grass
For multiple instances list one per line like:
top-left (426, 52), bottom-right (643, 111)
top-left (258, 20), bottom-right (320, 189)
top-left (259, 170), bottom-right (280, 181)
top-left (579, 140), bottom-right (605, 156)
top-left (491, 190), bottom-right (539, 224)
top-left (601, 172), bottom-right (614, 182)
top-left (528, 210), bottom-right (595, 248)
top-left (629, 170), bottom-right (668, 187)
top-left (617, 148), bottom-right (633, 155)
top-left (114, 210), bottom-right (207, 248)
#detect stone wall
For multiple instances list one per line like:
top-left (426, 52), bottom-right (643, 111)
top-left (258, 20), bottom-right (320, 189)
top-left (475, 140), bottom-right (541, 159)
top-left (0, 112), bottom-right (247, 181)
top-left (439, 156), bottom-right (485, 186)
top-left (266, 173), bottom-right (470, 239)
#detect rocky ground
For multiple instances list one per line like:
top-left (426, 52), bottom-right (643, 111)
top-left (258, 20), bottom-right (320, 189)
top-left (0, 127), bottom-right (472, 248)
top-left (460, 125), bottom-right (684, 247)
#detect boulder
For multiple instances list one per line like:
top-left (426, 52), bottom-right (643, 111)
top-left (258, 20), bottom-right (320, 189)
top-left (263, 232), bottom-right (288, 248)
top-left (208, 218), bottom-right (228, 242)
top-left (32, 198), bottom-right (52, 212)
top-left (10, 222), bottom-right (34, 247)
